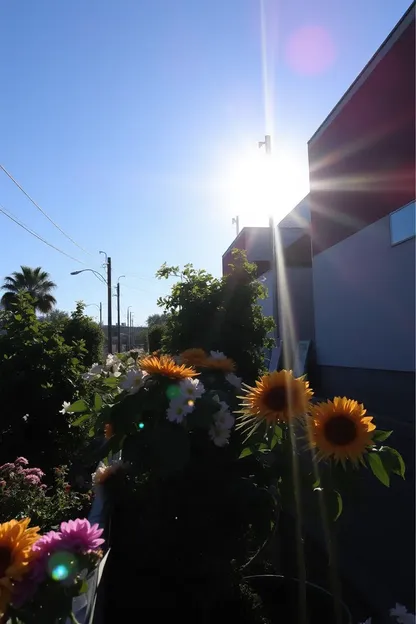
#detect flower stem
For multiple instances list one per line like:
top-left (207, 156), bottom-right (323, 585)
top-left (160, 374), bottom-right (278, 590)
top-left (69, 613), bottom-right (81, 624)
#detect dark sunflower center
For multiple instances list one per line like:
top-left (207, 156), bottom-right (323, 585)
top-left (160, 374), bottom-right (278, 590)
top-left (264, 386), bottom-right (288, 411)
top-left (324, 415), bottom-right (357, 446)
top-left (0, 546), bottom-right (11, 578)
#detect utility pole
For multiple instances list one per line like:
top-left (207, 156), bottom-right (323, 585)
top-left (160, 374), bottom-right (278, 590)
top-left (259, 135), bottom-right (279, 347)
top-left (100, 252), bottom-right (113, 354)
top-left (99, 302), bottom-right (102, 327)
top-left (232, 215), bottom-right (240, 236)
top-left (107, 257), bottom-right (112, 353)
top-left (116, 282), bottom-right (121, 353)
top-left (131, 313), bottom-right (134, 348)
top-left (116, 276), bottom-right (125, 353)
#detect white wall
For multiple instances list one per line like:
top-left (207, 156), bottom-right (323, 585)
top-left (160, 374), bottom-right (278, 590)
top-left (313, 215), bottom-right (415, 372)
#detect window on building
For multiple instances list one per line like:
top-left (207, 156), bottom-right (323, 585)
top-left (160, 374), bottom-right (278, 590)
top-left (390, 201), bottom-right (416, 245)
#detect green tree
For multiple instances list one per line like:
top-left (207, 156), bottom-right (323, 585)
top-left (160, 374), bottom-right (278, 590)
top-left (146, 313), bottom-right (168, 327)
top-left (61, 301), bottom-right (105, 366)
top-left (148, 324), bottom-right (165, 352)
top-left (1, 266), bottom-right (57, 313)
top-left (156, 250), bottom-right (274, 383)
top-left (0, 293), bottom-right (89, 472)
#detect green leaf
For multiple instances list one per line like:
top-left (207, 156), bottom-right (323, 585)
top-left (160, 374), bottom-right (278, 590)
top-left (239, 447), bottom-right (252, 459)
top-left (367, 452), bottom-right (390, 486)
top-left (379, 446), bottom-right (405, 479)
top-left (88, 426), bottom-right (95, 438)
top-left (94, 393), bottom-right (103, 411)
top-left (104, 376), bottom-right (120, 387)
top-left (71, 413), bottom-right (92, 427)
top-left (68, 399), bottom-right (88, 413)
top-left (271, 425), bottom-right (283, 449)
top-left (14, 314), bottom-right (22, 321)
top-left (372, 430), bottom-right (393, 442)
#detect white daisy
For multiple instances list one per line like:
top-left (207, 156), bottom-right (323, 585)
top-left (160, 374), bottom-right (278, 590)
top-left (82, 363), bottom-right (104, 381)
top-left (120, 368), bottom-right (145, 394)
top-left (214, 408), bottom-right (235, 430)
top-left (59, 401), bottom-right (73, 415)
top-left (210, 350), bottom-right (226, 360)
top-left (179, 377), bottom-right (205, 400)
top-left (166, 397), bottom-right (194, 424)
top-left (209, 425), bottom-right (231, 447)
top-left (226, 372), bottom-right (242, 389)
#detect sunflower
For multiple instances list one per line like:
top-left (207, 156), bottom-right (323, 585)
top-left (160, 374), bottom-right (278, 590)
top-left (203, 356), bottom-right (236, 373)
top-left (0, 518), bottom-right (40, 615)
top-left (140, 354), bottom-right (198, 380)
top-left (306, 397), bottom-right (376, 467)
top-left (179, 348), bottom-right (208, 367)
top-left (237, 370), bottom-right (313, 430)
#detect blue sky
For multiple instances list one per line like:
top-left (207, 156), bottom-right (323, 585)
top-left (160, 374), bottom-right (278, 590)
top-left (0, 0), bottom-right (411, 325)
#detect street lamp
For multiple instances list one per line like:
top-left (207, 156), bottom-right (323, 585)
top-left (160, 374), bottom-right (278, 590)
top-left (258, 135), bottom-right (279, 347)
top-left (85, 303), bottom-right (102, 326)
top-left (71, 255), bottom-right (113, 353)
top-left (70, 269), bottom-right (107, 285)
top-left (116, 275), bottom-right (125, 353)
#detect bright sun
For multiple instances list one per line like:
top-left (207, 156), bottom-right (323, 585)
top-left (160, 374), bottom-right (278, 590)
top-left (220, 144), bottom-right (309, 228)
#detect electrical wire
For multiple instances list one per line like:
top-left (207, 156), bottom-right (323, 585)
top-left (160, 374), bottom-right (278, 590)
top-left (0, 203), bottom-right (86, 265)
top-left (0, 163), bottom-right (93, 257)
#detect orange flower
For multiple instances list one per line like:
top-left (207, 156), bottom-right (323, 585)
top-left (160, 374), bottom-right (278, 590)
top-left (180, 348), bottom-right (208, 367)
top-left (140, 354), bottom-right (198, 380)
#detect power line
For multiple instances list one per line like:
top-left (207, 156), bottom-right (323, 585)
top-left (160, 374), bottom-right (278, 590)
top-left (0, 163), bottom-right (93, 257)
top-left (0, 204), bottom-right (86, 265)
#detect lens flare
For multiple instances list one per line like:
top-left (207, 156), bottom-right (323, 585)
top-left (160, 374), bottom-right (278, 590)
top-left (166, 384), bottom-right (181, 401)
top-left (187, 400), bottom-right (194, 407)
top-left (138, 422), bottom-right (145, 430)
top-left (48, 551), bottom-right (78, 582)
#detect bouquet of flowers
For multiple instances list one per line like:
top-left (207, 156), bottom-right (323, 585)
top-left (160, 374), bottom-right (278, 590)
top-left (65, 349), bottom-right (405, 620)
top-left (0, 517), bottom-right (104, 624)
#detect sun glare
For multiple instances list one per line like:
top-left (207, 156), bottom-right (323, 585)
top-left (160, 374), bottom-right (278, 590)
top-left (221, 145), bottom-right (309, 228)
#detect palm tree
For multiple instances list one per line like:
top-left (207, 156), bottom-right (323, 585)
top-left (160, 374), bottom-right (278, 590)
top-left (1, 266), bottom-right (57, 313)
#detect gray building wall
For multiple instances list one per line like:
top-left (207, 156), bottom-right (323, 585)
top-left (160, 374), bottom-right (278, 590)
top-left (313, 214), bottom-right (415, 418)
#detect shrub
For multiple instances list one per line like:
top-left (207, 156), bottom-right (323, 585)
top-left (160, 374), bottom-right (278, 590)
top-left (60, 301), bottom-right (105, 367)
top-left (156, 250), bottom-right (274, 383)
top-left (0, 293), bottom-right (91, 472)
top-left (0, 458), bottom-right (91, 532)
top-left (148, 324), bottom-right (164, 352)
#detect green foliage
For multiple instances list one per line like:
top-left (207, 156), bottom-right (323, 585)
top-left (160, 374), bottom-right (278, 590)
top-left (60, 301), bottom-right (105, 367)
top-left (148, 324), bottom-right (164, 352)
top-left (1, 265), bottom-right (57, 313)
top-left (0, 293), bottom-right (90, 472)
top-left (0, 460), bottom-right (91, 532)
top-left (156, 250), bottom-right (274, 383)
top-left (147, 313), bottom-right (168, 327)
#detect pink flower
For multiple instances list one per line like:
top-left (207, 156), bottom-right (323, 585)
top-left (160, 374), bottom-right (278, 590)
top-left (59, 519), bottom-right (104, 552)
top-left (0, 480), bottom-right (6, 488)
top-left (0, 462), bottom-right (14, 472)
top-left (24, 468), bottom-right (45, 478)
top-left (15, 457), bottom-right (29, 465)
top-left (25, 474), bottom-right (41, 486)
top-left (28, 531), bottom-right (63, 583)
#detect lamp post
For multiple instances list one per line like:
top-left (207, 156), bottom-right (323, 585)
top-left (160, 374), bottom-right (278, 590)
top-left (116, 275), bottom-right (125, 353)
top-left (258, 134), bottom-right (279, 347)
top-left (99, 252), bottom-right (112, 354)
top-left (71, 255), bottom-right (113, 353)
top-left (85, 303), bottom-right (102, 326)
top-left (127, 306), bottom-right (132, 350)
